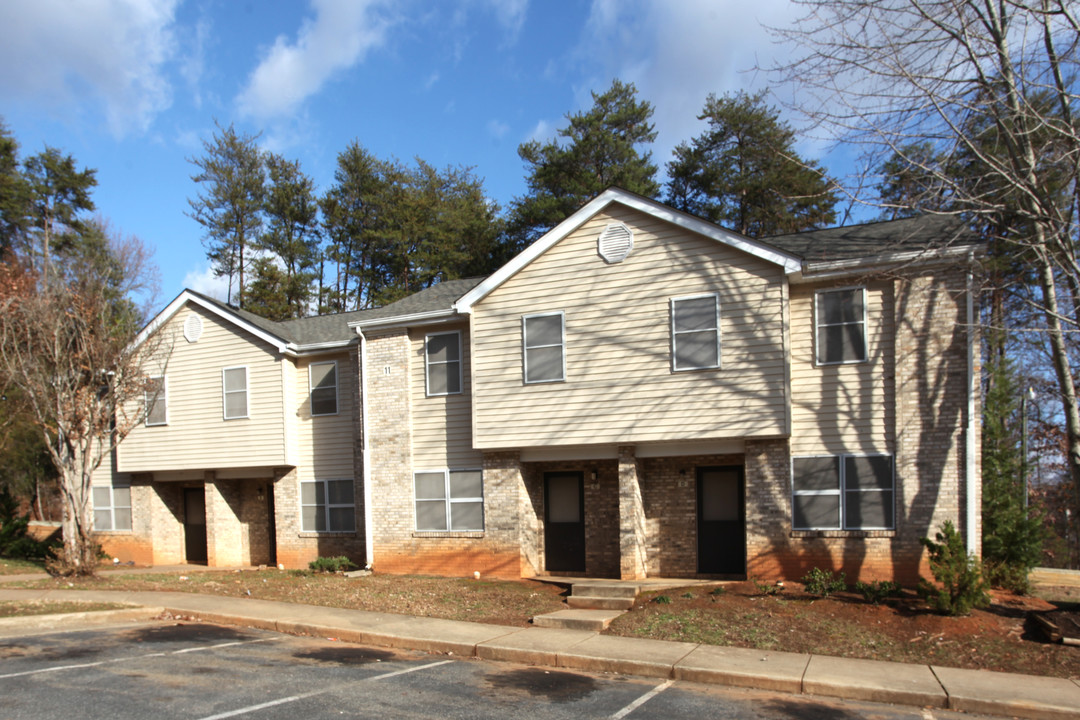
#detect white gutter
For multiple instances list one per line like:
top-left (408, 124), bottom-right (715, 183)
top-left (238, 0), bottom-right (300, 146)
top-left (357, 326), bottom-right (374, 569)
top-left (348, 308), bottom-right (457, 331)
top-left (796, 245), bottom-right (980, 283)
top-left (966, 253), bottom-right (978, 553)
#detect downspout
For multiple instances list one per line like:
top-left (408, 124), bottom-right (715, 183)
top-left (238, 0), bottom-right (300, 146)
top-left (965, 252), bottom-right (978, 553)
top-left (357, 327), bottom-right (374, 569)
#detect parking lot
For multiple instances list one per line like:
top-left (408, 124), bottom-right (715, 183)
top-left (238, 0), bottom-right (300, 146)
top-left (0, 622), bottom-right (993, 719)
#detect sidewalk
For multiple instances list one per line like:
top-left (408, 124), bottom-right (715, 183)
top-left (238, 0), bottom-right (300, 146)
top-left (1, 585), bottom-right (1078, 720)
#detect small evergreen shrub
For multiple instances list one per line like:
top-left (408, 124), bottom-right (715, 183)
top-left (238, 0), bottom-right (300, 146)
top-left (751, 578), bottom-right (783, 596)
top-left (801, 567), bottom-right (846, 597)
top-left (709, 586), bottom-right (726, 596)
top-left (982, 561), bottom-right (1031, 595)
top-left (0, 488), bottom-right (54, 561)
top-left (308, 556), bottom-right (358, 573)
top-left (854, 579), bottom-right (902, 604)
top-left (653, 594), bottom-right (672, 604)
top-left (681, 591), bottom-right (694, 599)
top-left (919, 521), bottom-right (990, 616)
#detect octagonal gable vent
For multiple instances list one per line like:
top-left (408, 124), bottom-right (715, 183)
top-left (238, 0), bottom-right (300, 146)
top-left (598, 223), bottom-right (633, 264)
top-left (184, 313), bottom-right (204, 343)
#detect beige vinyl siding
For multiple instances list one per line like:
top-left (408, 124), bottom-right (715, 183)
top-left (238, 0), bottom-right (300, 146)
top-left (118, 305), bottom-right (287, 471)
top-left (470, 205), bottom-right (788, 448)
top-left (789, 281), bottom-right (895, 455)
top-left (410, 323), bottom-right (481, 468)
top-left (293, 352), bottom-right (356, 482)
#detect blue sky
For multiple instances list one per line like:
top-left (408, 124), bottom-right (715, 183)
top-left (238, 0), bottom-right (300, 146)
top-left (0, 0), bottom-right (846, 306)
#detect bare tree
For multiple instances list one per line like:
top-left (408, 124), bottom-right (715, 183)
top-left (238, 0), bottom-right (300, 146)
top-left (0, 225), bottom-right (168, 574)
top-left (773, 0), bottom-right (1080, 554)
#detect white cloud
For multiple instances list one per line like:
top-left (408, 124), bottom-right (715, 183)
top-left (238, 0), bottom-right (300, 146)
top-left (424, 72), bottom-right (441, 90)
top-left (236, 0), bottom-right (395, 120)
top-left (526, 119), bottom-right (555, 144)
top-left (179, 12), bottom-right (212, 109)
top-left (0, 0), bottom-right (179, 137)
top-left (480, 0), bottom-right (528, 38)
top-left (182, 263), bottom-right (230, 302)
top-left (574, 0), bottom-right (805, 169)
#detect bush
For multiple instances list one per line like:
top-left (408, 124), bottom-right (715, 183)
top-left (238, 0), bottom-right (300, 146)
top-left (653, 594), bottom-right (672, 604)
top-left (855, 579), bottom-right (902, 604)
top-left (0, 488), bottom-right (54, 561)
top-left (982, 561), bottom-right (1031, 595)
top-left (801, 567), bottom-right (847, 597)
top-left (308, 556), bottom-right (358, 573)
top-left (919, 521), bottom-right (990, 616)
top-left (751, 578), bottom-right (783, 596)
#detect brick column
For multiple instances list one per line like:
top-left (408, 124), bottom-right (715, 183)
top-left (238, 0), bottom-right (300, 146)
top-left (204, 472), bottom-right (244, 567)
top-left (483, 450), bottom-right (532, 576)
top-left (146, 477), bottom-right (183, 565)
top-left (618, 445), bottom-right (647, 580)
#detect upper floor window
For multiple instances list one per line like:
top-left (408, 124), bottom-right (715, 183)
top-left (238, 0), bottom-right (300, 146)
top-left (145, 375), bottom-right (167, 426)
top-left (222, 366), bottom-right (249, 420)
top-left (523, 312), bottom-right (565, 384)
top-left (309, 361), bottom-right (338, 416)
top-left (815, 288), bottom-right (867, 365)
top-left (671, 294), bottom-right (720, 371)
top-left (425, 331), bottom-right (462, 396)
top-left (93, 484), bottom-right (131, 531)
top-left (792, 454), bottom-right (894, 530)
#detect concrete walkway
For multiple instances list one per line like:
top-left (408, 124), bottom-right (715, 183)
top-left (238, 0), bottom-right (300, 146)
top-left (1, 585), bottom-right (1078, 719)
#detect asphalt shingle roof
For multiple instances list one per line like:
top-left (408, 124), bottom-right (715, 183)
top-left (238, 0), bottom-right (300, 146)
top-left (187, 277), bottom-right (486, 348)
top-left (763, 214), bottom-right (974, 262)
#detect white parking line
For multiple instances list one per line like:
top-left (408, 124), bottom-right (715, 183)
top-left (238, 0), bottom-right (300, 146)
top-left (195, 659), bottom-right (454, 720)
top-left (611, 679), bottom-right (674, 719)
top-left (0, 638), bottom-right (273, 679)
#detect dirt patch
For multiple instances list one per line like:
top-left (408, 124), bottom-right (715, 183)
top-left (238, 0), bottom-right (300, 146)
top-left (483, 668), bottom-right (598, 704)
top-left (0, 601), bottom-right (130, 618)
top-left (19, 570), bottom-right (567, 627)
top-left (607, 582), bottom-right (1080, 679)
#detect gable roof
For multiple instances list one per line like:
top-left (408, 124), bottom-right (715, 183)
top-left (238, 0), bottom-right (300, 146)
top-left (455, 188), bottom-right (805, 314)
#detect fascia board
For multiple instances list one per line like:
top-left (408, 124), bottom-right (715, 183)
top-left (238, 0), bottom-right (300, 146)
top-left (453, 188), bottom-right (802, 314)
top-left (794, 243), bottom-right (982, 282)
top-left (348, 308), bottom-right (457, 332)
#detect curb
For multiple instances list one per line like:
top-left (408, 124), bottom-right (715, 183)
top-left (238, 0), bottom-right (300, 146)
top-left (0, 607), bottom-right (165, 636)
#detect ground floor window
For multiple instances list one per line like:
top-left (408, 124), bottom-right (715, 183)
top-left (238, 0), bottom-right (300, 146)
top-left (301, 479), bottom-right (355, 532)
top-left (93, 485), bottom-right (131, 531)
top-left (414, 469), bottom-right (484, 531)
top-left (791, 454), bottom-right (894, 530)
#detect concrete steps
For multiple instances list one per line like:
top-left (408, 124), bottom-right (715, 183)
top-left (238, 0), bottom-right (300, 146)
top-left (531, 581), bottom-right (641, 630)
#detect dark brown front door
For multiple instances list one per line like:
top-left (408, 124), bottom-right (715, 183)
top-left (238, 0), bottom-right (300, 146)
top-left (697, 466), bottom-right (745, 575)
top-left (184, 487), bottom-right (208, 564)
top-left (544, 471), bottom-right (585, 573)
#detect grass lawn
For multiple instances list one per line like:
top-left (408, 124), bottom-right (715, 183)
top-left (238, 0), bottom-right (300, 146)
top-left (0, 558), bottom-right (46, 575)
top-left (0, 601), bottom-right (131, 618)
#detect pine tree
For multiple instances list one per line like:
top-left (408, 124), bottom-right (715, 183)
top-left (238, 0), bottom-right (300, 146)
top-left (0, 120), bottom-right (29, 253)
top-left (246, 153), bottom-right (321, 320)
top-left (665, 91), bottom-right (836, 237)
top-left (508, 79), bottom-right (659, 250)
top-left (21, 146), bottom-right (97, 273)
top-left (187, 121), bottom-right (265, 308)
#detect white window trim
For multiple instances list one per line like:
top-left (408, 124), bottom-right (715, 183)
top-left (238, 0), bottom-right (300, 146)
top-left (308, 360), bottom-right (339, 416)
top-left (145, 375), bottom-right (168, 426)
top-left (425, 330), bottom-right (463, 397)
top-left (300, 478), bottom-right (356, 533)
top-left (791, 453), bottom-right (894, 531)
top-left (814, 286), bottom-right (868, 366)
top-left (93, 484), bottom-right (132, 532)
top-left (413, 468), bottom-right (485, 532)
top-left (222, 365), bottom-right (249, 420)
top-left (670, 293), bottom-right (722, 372)
top-left (522, 311), bottom-right (566, 384)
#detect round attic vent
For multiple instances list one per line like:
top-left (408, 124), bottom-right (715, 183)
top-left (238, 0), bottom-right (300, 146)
top-left (598, 223), bottom-right (633, 263)
top-left (184, 313), bottom-right (204, 343)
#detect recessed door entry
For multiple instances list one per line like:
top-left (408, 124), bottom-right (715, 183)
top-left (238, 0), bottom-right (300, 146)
top-left (697, 466), bottom-right (745, 575)
top-left (184, 487), bottom-right (208, 564)
top-left (544, 471), bottom-right (585, 573)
